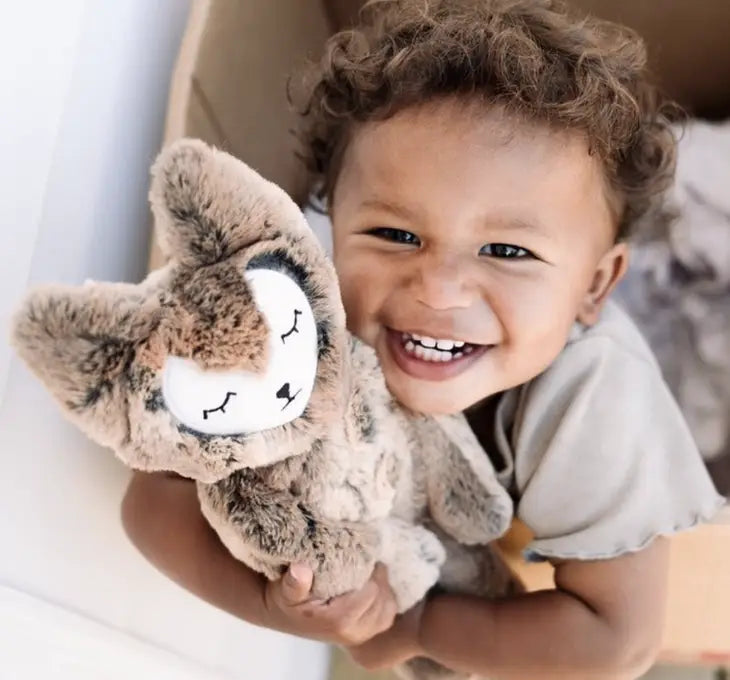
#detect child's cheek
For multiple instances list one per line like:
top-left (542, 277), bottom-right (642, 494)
top-left (337, 268), bottom-right (370, 334)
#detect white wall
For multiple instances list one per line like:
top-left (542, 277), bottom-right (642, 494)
top-left (0, 3), bottom-right (330, 679)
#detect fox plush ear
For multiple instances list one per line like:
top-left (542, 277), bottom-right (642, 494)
top-left (149, 138), bottom-right (312, 267)
top-left (10, 282), bottom-right (157, 448)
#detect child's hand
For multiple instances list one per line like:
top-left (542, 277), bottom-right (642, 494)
top-left (348, 601), bottom-right (425, 671)
top-left (263, 562), bottom-right (399, 646)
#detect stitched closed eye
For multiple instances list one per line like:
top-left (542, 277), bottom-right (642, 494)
top-left (280, 309), bottom-right (302, 343)
top-left (203, 391), bottom-right (236, 420)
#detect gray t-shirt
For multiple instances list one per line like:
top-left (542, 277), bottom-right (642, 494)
top-left (490, 300), bottom-right (725, 562)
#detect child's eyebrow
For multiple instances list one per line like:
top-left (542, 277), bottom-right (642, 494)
top-left (358, 198), bottom-right (555, 241)
top-left (490, 216), bottom-right (554, 240)
top-left (358, 198), bottom-right (416, 221)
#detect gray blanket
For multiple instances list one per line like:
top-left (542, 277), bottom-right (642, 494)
top-left (616, 120), bottom-right (730, 495)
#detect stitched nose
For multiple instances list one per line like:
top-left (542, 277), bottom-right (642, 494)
top-left (276, 382), bottom-right (292, 400)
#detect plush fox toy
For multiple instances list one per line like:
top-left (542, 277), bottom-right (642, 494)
top-left (12, 139), bottom-right (519, 680)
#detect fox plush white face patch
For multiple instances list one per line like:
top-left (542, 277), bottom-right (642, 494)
top-left (162, 268), bottom-right (318, 435)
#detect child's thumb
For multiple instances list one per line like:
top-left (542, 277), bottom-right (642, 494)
top-left (281, 563), bottom-right (314, 605)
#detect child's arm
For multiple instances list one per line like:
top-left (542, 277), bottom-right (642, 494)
top-left (121, 471), bottom-right (398, 645)
top-left (350, 539), bottom-right (669, 680)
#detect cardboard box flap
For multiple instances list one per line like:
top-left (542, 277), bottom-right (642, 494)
top-left (152, 0), bottom-right (332, 270)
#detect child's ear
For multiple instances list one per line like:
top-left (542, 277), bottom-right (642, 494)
top-left (149, 138), bottom-right (311, 267)
top-left (577, 242), bottom-right (629, 325)
top-left (11, 282), bottom-right (157, 448)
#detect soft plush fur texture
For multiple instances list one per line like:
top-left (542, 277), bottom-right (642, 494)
top-left (12, 139), bottom-right (519, 680)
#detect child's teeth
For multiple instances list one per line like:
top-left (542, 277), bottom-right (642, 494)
top-left (400, 331), bottom-right (479, 362)
top-left (404, 342), bottom-right (462, 363)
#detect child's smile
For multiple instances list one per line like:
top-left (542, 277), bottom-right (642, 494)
top-left (330, 98), bottom-right (627, 414)
top-left (386, 329), bottom-right (491, 382)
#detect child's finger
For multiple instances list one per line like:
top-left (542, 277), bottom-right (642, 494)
top-left (325, 563), bottom-right (393, 620)
top-left (357, 580), bottom-right (399, 636)
top-left (370, 563), bottom-right (394, 594)
top-left (313, 577), bottom-right (380, 620)
top-left (296, 573), bottom-right (381, 637)
top-left (308, 580), bottom-right (384, 644)
top-left (279, 563), bottom-right (314, 606)
top-left (309, 567), bottom-right (397, 641)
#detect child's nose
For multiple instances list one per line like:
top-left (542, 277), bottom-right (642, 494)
top-left (409, 251), bottom-right (477, 311)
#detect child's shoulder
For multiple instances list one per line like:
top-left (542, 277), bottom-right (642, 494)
top-left (518, 299), bottom-right (665, 417)
top-left (560, 299), bottom-right (661, 375)
top-left (506, 300), bottom-right (724, 562)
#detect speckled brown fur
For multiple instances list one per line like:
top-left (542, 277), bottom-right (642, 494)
top-left (12, 139), bottom-right (519, 680)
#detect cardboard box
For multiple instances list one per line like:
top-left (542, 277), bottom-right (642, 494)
top-left (154, 0), bottom-right (730, 666)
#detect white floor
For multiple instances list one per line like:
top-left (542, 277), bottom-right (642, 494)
top-left (0, 585), bottom-right (330, 680)
top-left (0, 586), bottom-right (229, 680)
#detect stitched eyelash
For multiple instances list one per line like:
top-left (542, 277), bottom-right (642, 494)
top-left (202, 391), bottom-right (236, 420)
top-left (280, 309), bottom-right (302, 343)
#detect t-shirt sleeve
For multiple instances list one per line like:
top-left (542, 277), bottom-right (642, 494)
top-left (512, 337), bottom-right (726, 562)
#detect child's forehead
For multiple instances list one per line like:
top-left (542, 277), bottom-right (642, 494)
top-left (339, 104), bottom-right (604, 206)
top-left (331, 102), bottom-right (616, 247)
top-left (349, 101), bottom-right (518, 159)
top-left (343, 101), bottom-right (592, 178)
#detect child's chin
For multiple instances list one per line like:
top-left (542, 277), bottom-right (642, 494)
top-left (385, 377), bottom-right (474, 415)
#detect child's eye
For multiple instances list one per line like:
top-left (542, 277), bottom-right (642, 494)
top-left (367, 227), bottom-right (421, 246)
top-left (479, 243), bottom-right (534, 259)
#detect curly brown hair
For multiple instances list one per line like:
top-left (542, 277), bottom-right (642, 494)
top-left (292, 0), bottom-right (680, 239)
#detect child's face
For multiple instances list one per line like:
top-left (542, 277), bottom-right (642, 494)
top-left (330, 100), bottom-right (627, 414)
